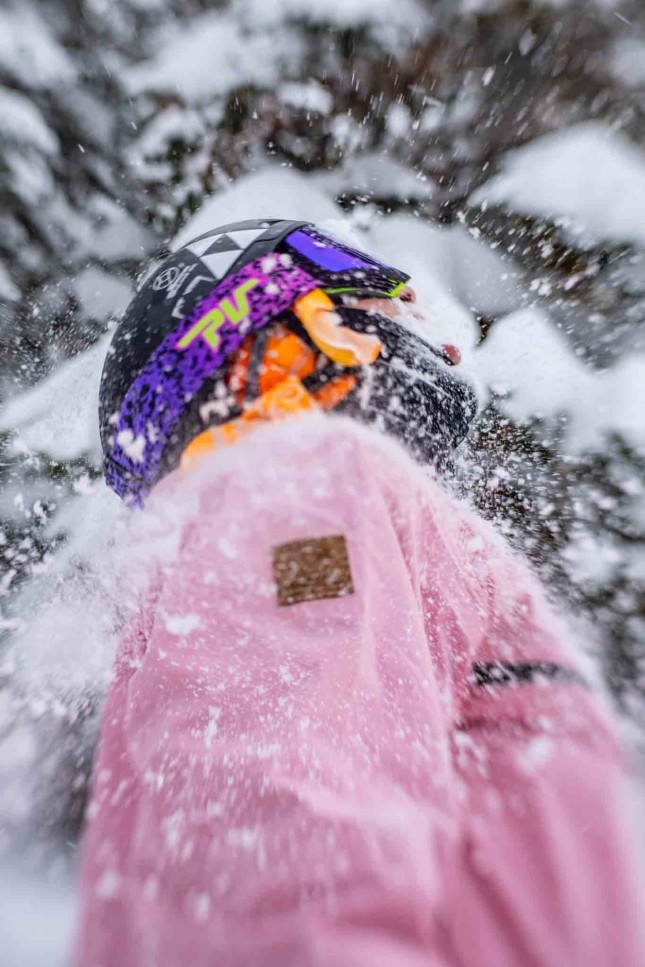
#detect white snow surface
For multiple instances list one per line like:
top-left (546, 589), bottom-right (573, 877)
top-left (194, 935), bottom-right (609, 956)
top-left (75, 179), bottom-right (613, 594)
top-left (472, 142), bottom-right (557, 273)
top-left (0, 872), bottom-right (75, 967)
top-left (42, 194), bottom-right (153, 262)
top-left (0, 88), bottom-right (60, 155)
top-left (172, 167), bottom-right (340, 248)
top-left (4, 149), bottom-right (55, 206)
top-left (241, 0), bottom-right (433, 32)
top-left (0, 5), bottom-right (75, 88)
top-left (72, 268), bottom-right (132, 320)
top-left (0, 336), bottom-right (108, 462)
top-left (124, 0), bottom-right (431, 104)
top-left (0, 262), bottom-right (20, 302)
top-left (279, 80), bottom-right (335, 115)
top-left (609, 37), bottom-right (645, 89)
top-left (470, 122), bottom-right (645, 247)
top-left (125, 10), bottom-right (299, 103)
top-left (476, 308), bottom-right (645, 452)
top-left (82, 199), bottom-right (152, 261)
top-left (368, 213), bottom-right (524, 338)
top-left (128, 106), bottom-right (206, 170)
top-left (312, 152), bottom-right (436, 202)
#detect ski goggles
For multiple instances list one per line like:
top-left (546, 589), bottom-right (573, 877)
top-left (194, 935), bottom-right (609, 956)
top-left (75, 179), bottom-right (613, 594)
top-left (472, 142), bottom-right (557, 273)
top-left (284, 225), bottom-right (410, 299)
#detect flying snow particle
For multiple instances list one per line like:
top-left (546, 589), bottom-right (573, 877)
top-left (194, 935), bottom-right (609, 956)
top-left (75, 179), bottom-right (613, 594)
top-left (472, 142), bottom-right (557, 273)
top-left (116, 429), bottom-right (146, 462)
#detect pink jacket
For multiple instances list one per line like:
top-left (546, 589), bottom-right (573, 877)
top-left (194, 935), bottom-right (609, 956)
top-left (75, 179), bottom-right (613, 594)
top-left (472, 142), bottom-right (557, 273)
top-left (75, 418), bottom-right (644, 966)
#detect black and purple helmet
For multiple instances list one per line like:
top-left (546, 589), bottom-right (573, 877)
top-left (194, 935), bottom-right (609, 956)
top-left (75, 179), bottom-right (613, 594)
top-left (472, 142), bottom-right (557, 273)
top-left (99, 218), bottom-right (477, 505)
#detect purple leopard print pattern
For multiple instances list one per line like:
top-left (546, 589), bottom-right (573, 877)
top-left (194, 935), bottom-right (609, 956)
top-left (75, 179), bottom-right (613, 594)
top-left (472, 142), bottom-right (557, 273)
top-left (106, 257), bottom-right (318, 505)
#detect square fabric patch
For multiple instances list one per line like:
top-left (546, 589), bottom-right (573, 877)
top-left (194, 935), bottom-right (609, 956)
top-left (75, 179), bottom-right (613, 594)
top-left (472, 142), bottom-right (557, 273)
top-left (273, 534), bottom-right (355, 607)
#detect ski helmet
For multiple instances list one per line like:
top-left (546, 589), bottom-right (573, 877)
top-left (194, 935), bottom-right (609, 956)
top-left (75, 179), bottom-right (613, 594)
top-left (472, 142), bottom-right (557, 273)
top-left (99, 218), bottom-right (477, 505)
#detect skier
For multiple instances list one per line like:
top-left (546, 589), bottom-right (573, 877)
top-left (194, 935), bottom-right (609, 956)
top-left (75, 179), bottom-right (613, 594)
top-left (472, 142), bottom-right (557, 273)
top-left (76, 219), bottom-right (644, 966)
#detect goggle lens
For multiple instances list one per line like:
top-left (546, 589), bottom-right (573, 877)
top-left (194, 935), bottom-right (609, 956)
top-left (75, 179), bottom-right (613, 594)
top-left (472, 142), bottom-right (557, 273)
top-left (286, 228), bottom-right (377, 272)
top-left (285, 227), bottom-right (409, 295)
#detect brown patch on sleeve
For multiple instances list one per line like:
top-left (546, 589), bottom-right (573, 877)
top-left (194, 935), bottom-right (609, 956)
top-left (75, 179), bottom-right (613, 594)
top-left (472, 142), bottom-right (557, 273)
top-left (273, 534), bottom-right (355, 607)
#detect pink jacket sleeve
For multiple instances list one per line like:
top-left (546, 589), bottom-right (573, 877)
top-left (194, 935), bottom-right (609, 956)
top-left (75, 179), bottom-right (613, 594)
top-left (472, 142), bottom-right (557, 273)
top-left (437, 511), bottom-right (645, 967)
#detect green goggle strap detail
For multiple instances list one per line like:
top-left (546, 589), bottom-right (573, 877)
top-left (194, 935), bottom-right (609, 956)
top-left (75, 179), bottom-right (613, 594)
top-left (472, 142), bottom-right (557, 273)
top-left (323, 280), bottom-right (407, 299)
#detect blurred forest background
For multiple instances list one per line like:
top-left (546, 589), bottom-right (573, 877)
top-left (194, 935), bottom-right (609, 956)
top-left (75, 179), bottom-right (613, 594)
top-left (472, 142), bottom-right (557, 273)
top-left (2, 0), bottom-right (645, 905)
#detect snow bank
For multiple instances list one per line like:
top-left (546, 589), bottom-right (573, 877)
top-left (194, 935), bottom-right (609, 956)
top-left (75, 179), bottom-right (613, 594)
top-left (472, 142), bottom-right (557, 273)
top-left (369, 213), bottom-right (523, 345)
top-left (475, 307), bottom-right (645, 453)
top-left (278, 80), bottom-right (334, 115)
top-left (172, 167), bottom-right (339, 247)
top-left (125, 0), bottom-right (432, 104)
top-left (40, 195), bottom-right (152, 263)
top-left (0, 337), bottom-right (108, 462)
top-left (128, 105), bottom-right (206, 173)
top-left (0, 872), bottom-right (74, 967)
top-left (125, 10), bottom-right (298, 103)
top-left (72, 268), bottom-right (132, 321)
top-left (609, 37), bottom-right (645, 89)
top-left (0, 89), bottom-right (59, 155)
top-left (311, 152), bottom-right (435, 202)
top-left (241, 0), bottom-right (433, 33)
top-left (81, 199), bottom-right (152, 261)
top-left (0, 5), bottom-right (75, 88)
top-left (4, 150), bottom-right (55, 206)
top-left (470, 122), bottom-right (645, 247)
top-left (0, 263), bottom-right (20, 302)
top-left (7, 488), bottom-right (126, 693)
